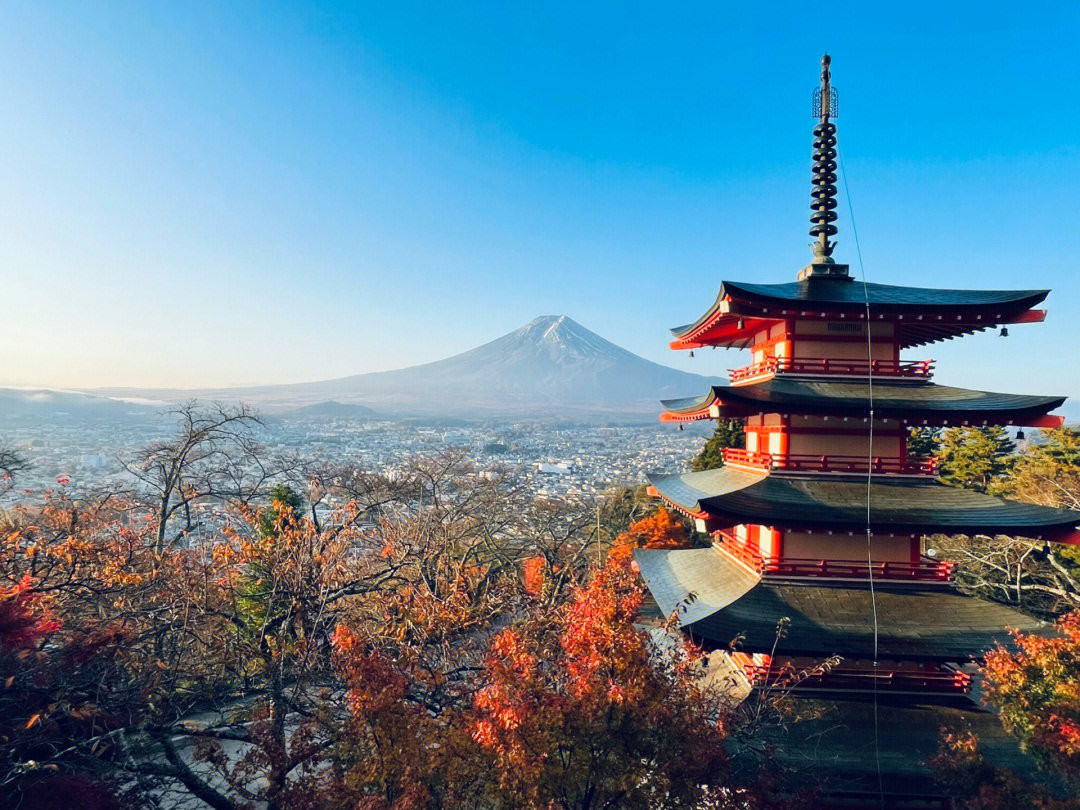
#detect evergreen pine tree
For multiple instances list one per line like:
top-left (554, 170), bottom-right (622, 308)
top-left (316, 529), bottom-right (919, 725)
top-left (259, 483), bottom-right (305, 537)
top-left (906, 426), bottom-right (942, 458)
top-left (993, 427), bottom-right (1080, 505)
top-left (692, 420), bottom-right (745, 471)
top-left (937, 426), bottom-right (1016, 492)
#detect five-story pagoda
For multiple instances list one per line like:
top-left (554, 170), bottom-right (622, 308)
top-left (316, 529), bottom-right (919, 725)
top-left (635, 56), bottom-right (1080, 798)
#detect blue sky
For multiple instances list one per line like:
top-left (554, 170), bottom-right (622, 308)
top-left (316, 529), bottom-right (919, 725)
top-left (3, 1), bottom-right (1080, 399)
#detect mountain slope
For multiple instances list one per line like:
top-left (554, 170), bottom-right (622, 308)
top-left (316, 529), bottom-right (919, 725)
top-left (93, 316), bottom-right (718, 419)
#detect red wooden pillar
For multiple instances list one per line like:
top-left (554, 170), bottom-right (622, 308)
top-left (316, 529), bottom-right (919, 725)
top-left (770, 527), bottom-right (783, 560)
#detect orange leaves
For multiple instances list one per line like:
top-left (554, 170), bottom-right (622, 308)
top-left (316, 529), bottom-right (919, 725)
top-left (474, 628), bottom-right (538, 729)
top-left (521, 555), bottom-right (546, 596)
top-left (560, 553), bottom-right (647, 703)
top-left (981, 610), bottom-right (1080, 782)
top-left (0, 574), bottom-right (61, 650)
top-left (470, 551), bottom-right (730, 808)
top-left (610, 507), bottom-right (691, 563)
top-left (928, 724), bottom-right (1076, 809)
top-left (333, 626), bottom-right (410, 715)
top-left (633, 507), bottom-right (691, 549)
top-left (330, 621), bottom-right (451, 810)
top-left (0, 463), bottom-right (741, 808)
top-left (471, 627), bottom-right (545, 785)
top-left (331, 622), bottom-right (360, 654)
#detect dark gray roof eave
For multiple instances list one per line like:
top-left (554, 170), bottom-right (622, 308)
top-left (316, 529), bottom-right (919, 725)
top-left (648, 468), bottom-right (1080, 533)
top-left (660, 380), bottom-right (1066, 417)
top-left (669, 280), bottom-right (1050, 339)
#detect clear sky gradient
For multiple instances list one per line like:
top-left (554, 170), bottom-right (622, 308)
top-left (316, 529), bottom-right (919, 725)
top-left (3, 1), bottom-right (1079, 399)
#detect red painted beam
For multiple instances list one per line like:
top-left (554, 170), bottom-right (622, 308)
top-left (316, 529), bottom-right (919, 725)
top-left (1028, 414), bottom-right (1065, 428)
top-left (1048, 527), bottom-right (1080, 545)
top-left (1009, 309), bottom-right (1047, 324)
top-left (659, 410), bottom-right (711, 423)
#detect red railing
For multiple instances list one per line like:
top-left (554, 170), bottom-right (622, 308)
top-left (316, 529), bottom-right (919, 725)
top-left (714, 532), bottom-right (955, 583)
top-left (730, 653), bottom-right (971, 694)
top-left (760, 557), bottom-right (955, 582)
top-left (715, 530), bottom-right (768, 570)
top-left (722, 447), bottom-right (938, 476)
top-left (729, 357), bottom-right (934, 383)
top-left (719, 447), bottom-right (775, 468)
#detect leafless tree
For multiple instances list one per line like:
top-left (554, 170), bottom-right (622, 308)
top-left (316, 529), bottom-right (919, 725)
top-left (934, 533), bottom-right (1080, 618)
top-left (120, 402), bottom-right (285, 551)
top-left (0, 446), bottom-right (28, 496)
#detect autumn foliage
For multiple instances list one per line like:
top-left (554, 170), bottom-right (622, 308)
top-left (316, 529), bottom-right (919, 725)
top-left (0, 428), bottom-right (761, 810)
top-left (611, 506), bottom-right (691, 561)
top-left (981, 611), bottom-right (1080, 783)
top-left (926, 610), bottom-right (1080, 807)
top-left (521, 554), bottom-right (546, 596)
top-left (0, 574), bottom-right (60, 650)
top-left (25, 406), bottom-right (1076, 807)
top-left (471, 551), bottom-right (731, 809)
top-left (928, 728), bottom-right (1072, 810)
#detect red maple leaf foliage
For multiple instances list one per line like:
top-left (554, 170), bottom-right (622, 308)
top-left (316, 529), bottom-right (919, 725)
top-left (1, 462), bottom-right (759, 810)
top-left (610, 507), bottom-right (691, 564)
top-left (521, 555), bottom-right (546, 597)
top-left (981, 610), bottom-right (1080, 783)
top-left (329, 624), bottom-right (441, 810)
top-left (471, 551), bottom-right (730, 810)
top-left (0, 574), bottom-right (61, 651)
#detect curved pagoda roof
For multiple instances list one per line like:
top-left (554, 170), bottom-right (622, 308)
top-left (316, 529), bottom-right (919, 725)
top-left (671, 277), bottom-right (1048, 350)
top-left (659, 378), bottom-right (1065, 427)
top-left (634, 546), bottom-right (1051, 660)
top-left (647, 467), bottom-right (1080, 542)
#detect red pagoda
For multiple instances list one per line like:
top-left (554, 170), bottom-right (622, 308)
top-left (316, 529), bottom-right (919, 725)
top-left (635, 56), bottom-right (1080, 800)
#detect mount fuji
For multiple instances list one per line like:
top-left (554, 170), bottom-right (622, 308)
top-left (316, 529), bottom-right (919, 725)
top-left (91, 316), bottom-right (719, 421)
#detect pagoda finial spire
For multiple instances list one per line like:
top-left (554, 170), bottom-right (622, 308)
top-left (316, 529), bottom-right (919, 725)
top-left (810, 54), bottom-right (839, 265)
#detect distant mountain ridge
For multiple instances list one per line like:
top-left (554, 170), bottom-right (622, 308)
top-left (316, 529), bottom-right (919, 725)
top-left (0, 388), bottom-right (161, 420)
top-left (89, 316), bottom-right (718, 420)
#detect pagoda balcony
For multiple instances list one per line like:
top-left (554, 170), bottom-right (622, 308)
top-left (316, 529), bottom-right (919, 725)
top-left (729, 357), bottom-right (935, 384)
top-left (729, 652), bottom-right (972, 695)
top-left (722, 447), bottom-right (938, 476)
top-left (715, 530), bottom-right (955, 584)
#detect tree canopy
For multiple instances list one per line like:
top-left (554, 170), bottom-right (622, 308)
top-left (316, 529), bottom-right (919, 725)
top-left (692, 420), bottom-right (745, 472)
top-left (0, 410), bottom-right (763, 809)
top-left (982, 611), bottom-right (1080, 786)
top-left (937, 426), bottom-right (1016, 492)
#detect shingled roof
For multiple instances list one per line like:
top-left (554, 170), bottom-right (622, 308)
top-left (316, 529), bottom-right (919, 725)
top-left (671, 279), bottom-right (1049, 348)
top-left (659, 378), bottom-right (1065, 425)
top-left (719, 279), bottom-right (1048, 311)
top-left (634, 547), bottom-right (1049, 660)
top-left (647, 467), bottom-right (1080, 539)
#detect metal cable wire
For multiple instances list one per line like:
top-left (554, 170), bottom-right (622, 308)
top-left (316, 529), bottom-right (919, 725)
top-left (838, 143), bottom-right (886, 807)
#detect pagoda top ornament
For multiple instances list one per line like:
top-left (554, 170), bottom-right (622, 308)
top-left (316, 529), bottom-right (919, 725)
top-left (799, 54), bottom-right (851, 281)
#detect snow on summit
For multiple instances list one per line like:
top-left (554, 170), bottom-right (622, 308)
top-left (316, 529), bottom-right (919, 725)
top-left (88, 317), bottom-right (720, 419)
